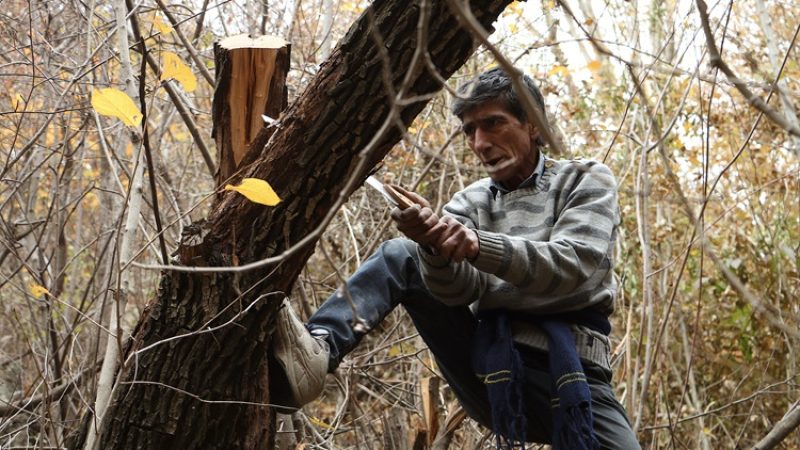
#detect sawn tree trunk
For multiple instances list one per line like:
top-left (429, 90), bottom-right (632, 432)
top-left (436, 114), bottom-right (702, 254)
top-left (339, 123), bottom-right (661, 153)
top-left (81, 1), bottom-right (514, 448)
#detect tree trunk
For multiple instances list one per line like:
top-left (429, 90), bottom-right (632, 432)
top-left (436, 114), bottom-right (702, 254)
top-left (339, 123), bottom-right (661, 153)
top-left (212, 34), bottom-right (290, 186)
top-left (84, 1), bottom-right (513, 448)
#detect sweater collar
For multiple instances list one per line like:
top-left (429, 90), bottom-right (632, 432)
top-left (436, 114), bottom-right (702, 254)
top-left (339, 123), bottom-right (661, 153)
top-left (489, 152), bottom-right (546, 197)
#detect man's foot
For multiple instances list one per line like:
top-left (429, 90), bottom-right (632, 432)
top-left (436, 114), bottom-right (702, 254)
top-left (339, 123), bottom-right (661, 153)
top-left (270, 298), bottom-right (330, 413)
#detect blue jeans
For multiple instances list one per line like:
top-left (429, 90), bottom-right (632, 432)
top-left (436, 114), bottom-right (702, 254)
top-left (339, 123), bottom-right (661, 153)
top-left (308, 238), bottom-right (640, 449)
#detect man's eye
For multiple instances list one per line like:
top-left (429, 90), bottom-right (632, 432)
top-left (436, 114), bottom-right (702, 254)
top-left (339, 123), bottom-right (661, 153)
top-left (462, 125), bottom-right (475, 136)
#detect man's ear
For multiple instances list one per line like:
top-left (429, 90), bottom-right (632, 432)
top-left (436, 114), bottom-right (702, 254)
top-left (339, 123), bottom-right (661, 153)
top-left (528, 124), bottom-right (540, 140)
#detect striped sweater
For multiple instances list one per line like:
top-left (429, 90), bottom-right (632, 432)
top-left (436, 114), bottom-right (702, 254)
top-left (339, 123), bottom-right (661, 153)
top-left (418, 156), bottom-right (620, 347)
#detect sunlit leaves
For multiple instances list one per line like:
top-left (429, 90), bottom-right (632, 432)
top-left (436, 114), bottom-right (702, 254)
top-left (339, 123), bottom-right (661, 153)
top-left (91, 88), bottom-right (143, 127)
top-left (224, 178), bottom-right (281, 206)
top-left (547, 65), bottom-right (570, 77)
top-left (29, 283), bottom-right (50, 298)
top-left (586, 60), bottom-right (602, 73)
top-left (160, 51), bottom-right (197, 92)
top-left (11, 93), bottom-right (25, 111)
top-left (151, 15), bottom-right (173, 35)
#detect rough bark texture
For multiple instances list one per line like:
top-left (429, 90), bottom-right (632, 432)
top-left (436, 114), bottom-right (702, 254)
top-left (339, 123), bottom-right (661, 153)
top-left (89, 1), bottom-right (513, 449)
top-left (212, 35), bottom-right (290, 186)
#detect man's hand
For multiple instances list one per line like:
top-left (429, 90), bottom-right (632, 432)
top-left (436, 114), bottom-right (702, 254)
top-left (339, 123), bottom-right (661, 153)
top-left (435, 216), bottom-right (479, 262)
top-left (389, 186), bottom-right (479, 262)
top-left (389, 188), bottom-right (447, 247)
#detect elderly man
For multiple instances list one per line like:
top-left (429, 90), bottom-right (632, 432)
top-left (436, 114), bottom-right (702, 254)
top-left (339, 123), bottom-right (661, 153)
top-left (270, 68), bottom-right (640, 449)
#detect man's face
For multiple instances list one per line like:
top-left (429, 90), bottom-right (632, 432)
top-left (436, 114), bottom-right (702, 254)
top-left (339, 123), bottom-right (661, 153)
top-left (460, 99), bottom-right (540, 190)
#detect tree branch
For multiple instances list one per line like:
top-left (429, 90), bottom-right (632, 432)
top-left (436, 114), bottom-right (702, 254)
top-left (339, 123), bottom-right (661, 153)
top-left (752, 401), bottom-right (800, 450)
top-left (153, 0), bottom-right (214, 86)
top-left (696, 0), bottom-right (800, 137)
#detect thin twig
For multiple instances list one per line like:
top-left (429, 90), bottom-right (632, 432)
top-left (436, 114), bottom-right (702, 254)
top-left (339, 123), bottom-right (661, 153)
top-left (696, 0), bottom-right (800, 138)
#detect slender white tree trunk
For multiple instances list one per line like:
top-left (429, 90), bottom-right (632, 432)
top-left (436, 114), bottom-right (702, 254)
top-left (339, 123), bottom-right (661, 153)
top-left (84, 0), bottom-right (146, 447)
top-left (318, 0), bottom-right (335, 61)
top-left (756, 3), bottom-right (800, 155)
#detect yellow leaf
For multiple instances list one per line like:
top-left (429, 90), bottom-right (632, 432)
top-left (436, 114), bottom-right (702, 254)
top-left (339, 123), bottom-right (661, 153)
top-left (587, 60), bottom-right (602, 73)
top-left (91, 88), bottom-right (143, 127)
top-left (11, 93), bottom-right (25, 111)
top-left (224, 178), bottom-right (281, 206)
top-left (584, 18), bottom-right (594, 27)
top-left (508, 23), bottom-right (518, 34)
top-left (161, 51), bottom-right (197, 92)
top-left (547, 65), bottom-right (569, 77)
top-left (504, 1), bottom-right (523, 16)
top-left (152, 15), bottom-right (173, 34)
top-left (308, 416), bottom-right (334, 430)
top-left (29, 283), bottom-right (50, 298)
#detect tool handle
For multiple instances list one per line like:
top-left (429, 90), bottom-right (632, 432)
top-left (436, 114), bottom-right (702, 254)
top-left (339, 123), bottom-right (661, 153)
top-left (384, 184), bottom-right (416, 210)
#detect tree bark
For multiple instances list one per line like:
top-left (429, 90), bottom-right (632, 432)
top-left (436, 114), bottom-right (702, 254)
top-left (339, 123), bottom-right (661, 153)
top-left (83, 1), bottom-right (513, 449)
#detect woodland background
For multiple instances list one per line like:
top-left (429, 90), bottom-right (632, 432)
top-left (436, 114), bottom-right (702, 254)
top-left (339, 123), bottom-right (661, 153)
top-left (0, 0), bottom-right (798, 449)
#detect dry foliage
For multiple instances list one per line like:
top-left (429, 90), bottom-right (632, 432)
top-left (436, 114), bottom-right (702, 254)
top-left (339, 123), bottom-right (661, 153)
top-left (0, 0), bottom-right (798, 449)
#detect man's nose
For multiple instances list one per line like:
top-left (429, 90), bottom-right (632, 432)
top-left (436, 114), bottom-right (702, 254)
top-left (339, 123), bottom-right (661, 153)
top-left (473, 127), bottom-right (491, 153)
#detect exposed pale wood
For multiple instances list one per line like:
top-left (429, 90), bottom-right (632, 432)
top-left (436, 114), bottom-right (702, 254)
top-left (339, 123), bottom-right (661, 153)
top-left (212, 34), bottom-right (290, 186)
top-left (421, 376), bottom-right (440, 448)
top-left (82, 1), bottom-right (514, 449)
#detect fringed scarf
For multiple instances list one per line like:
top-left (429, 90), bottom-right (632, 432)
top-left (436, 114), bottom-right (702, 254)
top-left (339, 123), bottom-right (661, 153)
top-left (473, 310), bottom-right (527, 449)
top-left (473, 311), bottom-right (601, 450)
top-left (539, 320), bottom-right (601, 450)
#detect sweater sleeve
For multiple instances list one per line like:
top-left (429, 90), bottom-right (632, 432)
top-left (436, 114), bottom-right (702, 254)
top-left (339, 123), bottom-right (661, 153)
top-left (471, 162), bottom-right (619, 312)
top-left (416, 190), bottom-right (488, 306)
top-left (417, 162), bottom-right (619, 313)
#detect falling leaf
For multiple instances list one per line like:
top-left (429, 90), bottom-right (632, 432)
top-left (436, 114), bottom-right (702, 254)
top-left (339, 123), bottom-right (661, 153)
top-left (152, 15), bottom-right (173, 34)
top-left (587, 60), bottom-right (602, 73)
top-left (584, 18), bottom-right (595, 26)
top-left (29, 283), bottom-right (50, 298)
top-left (91, 88), bottom-right (143, 127)
top-left (11, 93), bottom-right (25, 111)
top-left (547, 65), bottom-right (570, 77)
top-left (224, 178), bottom-right (281, 206)
top-left (508, 23), bottom-right (519, 34)
top-left (161, 51), bottom-right (197, 92)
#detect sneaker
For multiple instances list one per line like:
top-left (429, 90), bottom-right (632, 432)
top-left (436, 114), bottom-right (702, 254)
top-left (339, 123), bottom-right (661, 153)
top-left (270, 298), bottom-right (330, 412)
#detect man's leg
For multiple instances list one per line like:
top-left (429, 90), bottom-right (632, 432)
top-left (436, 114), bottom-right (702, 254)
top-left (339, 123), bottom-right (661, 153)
top-left (518, 348), bottom-right (641, 449)
top-left (307, 239), bottom-right (492, 424)
top-left (307, 238), bottom-right (428, 369)
top-left (585, 364), bottom-right (641, 450)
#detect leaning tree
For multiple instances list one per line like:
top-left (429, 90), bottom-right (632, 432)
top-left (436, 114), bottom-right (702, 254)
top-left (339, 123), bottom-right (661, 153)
top-left (75, 1), bottom-right (516, 449)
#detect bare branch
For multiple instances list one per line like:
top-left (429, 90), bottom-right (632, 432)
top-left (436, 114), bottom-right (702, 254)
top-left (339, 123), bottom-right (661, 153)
top-left (696, 0), bottom-right (800, 138)
top-left (752, 401), bottom-right (800, 450)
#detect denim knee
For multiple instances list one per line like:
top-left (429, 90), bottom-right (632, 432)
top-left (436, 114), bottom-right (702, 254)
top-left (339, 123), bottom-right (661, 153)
top-left (378, 238), bottom-right (417, 261)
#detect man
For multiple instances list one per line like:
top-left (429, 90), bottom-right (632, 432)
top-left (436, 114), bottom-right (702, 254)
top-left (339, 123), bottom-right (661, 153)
top-left (270, 68), bottom-right (640, 449)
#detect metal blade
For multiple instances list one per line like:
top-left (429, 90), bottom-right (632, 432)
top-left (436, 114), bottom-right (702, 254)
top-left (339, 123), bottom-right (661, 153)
top-left (366, 176), bottom-right (399, 207)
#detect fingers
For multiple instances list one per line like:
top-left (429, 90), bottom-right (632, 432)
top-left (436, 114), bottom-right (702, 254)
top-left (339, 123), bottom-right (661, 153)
top-left (389, 185), bottom-right (430, 208)
top-left (435, 217), bottom-right (480, 262)
top-left (391, 205), bottom-right (446, 246)
top-left (390, 207), bottom-right (480, 261)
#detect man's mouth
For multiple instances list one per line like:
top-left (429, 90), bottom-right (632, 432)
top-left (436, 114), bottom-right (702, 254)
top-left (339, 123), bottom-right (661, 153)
top-left (484, 157), bottom-right (516, 174)
top-left (486, 157), bottom-right (502, 166)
